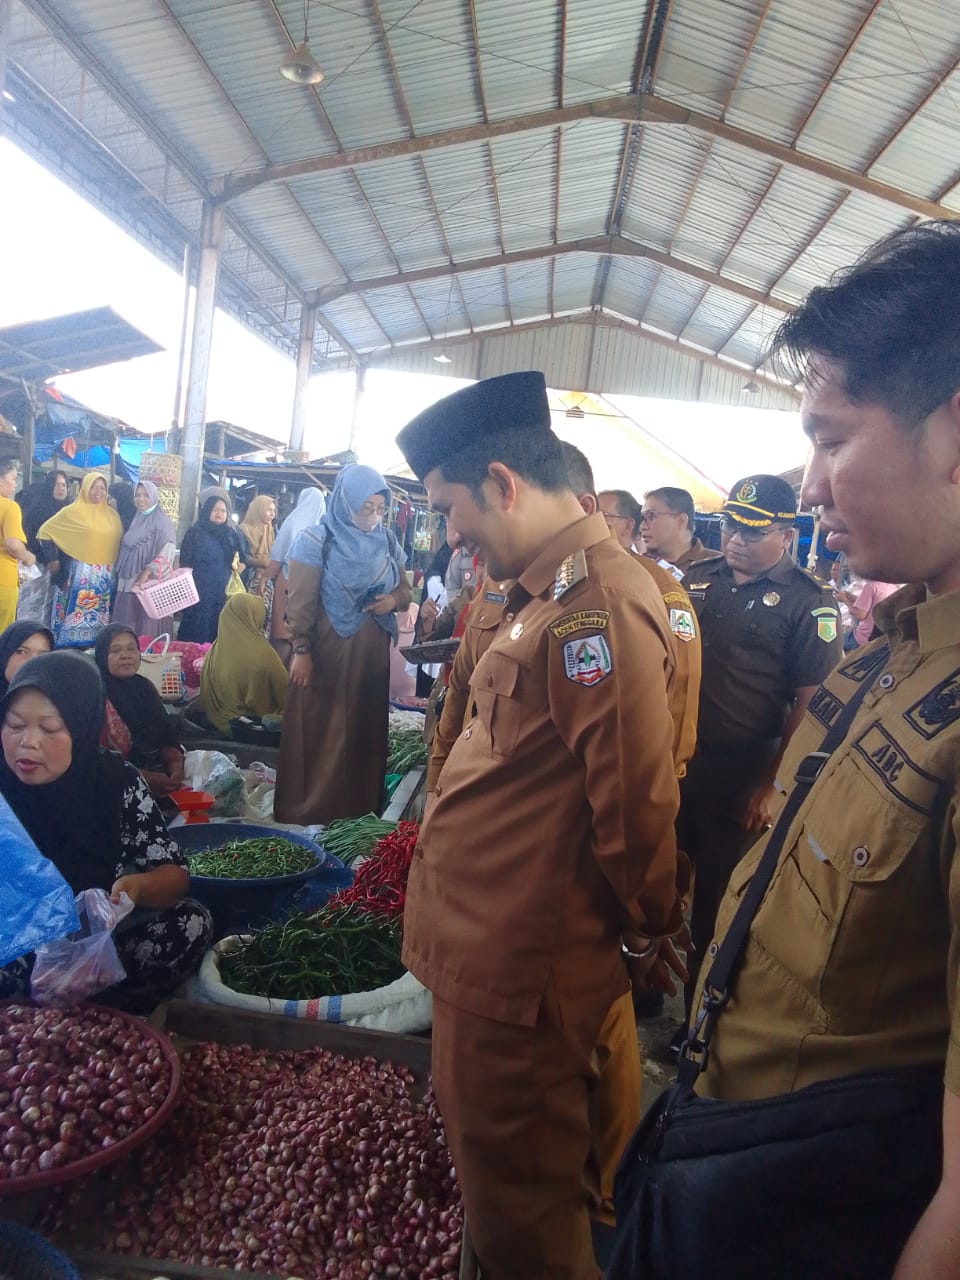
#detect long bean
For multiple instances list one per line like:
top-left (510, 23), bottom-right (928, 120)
top-left (386, 725), bottom-right (428, 774)
top-left (321, 814), bottom-right (397, 867)
top-left (219, 905), bottom-right (404, 1000)
top-left (188, 836), bottom-right (315, 879)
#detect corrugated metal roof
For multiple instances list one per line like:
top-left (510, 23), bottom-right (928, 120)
top-left (8, 0), bottom-right (958, 404)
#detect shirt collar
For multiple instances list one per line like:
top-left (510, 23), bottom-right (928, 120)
top-left (513, 513), bottom-right (612, 601)
top-left (877, 582), bottom-right (960, 654)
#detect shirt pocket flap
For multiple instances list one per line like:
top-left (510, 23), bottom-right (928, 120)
top-left (802, 753), bottom-right (926, 884)
top-left (469, 650), bottom-right (520, 698)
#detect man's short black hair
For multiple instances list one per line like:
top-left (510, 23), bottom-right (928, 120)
top-left (769, 221), bottom-right (960, 426)
top-left (560, 442), bottom-right (596, 500)
top-left (599, 488), bottom-right (642, 537)
top-left (437, 427), bottom-right (569, 505)
top-left (644, 486), bottom-right (695, 525)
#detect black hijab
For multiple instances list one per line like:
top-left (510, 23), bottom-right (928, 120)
top-left (0, 621), bottom-right (54, 697)
top-left (0, 652), bottom-right (128, 893)
top-left (109, 481), bottom-right (138, 533)
top-left (93, 624), bottom-right (179, 767)
top-left (194, 495), bottom-right (243, 555)
top-left (20, 471), bottom-right (69, 548)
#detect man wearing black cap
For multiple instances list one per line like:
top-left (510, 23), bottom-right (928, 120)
top-left (396, 371), bottom-right (686, 1280)
top-left (678, 474), bottom-right (842, 1014)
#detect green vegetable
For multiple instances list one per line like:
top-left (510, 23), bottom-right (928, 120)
top-left (321, 814), bottom-right (398, 867)
top-left (188, 836), bottom-right (315, 879)
top-left (387, 725), bottom-right (428, 774)
top-left (219, 905), bottom-right (404, 1000)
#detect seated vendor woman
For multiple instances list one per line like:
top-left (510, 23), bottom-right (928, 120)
top-left (199, 593), bottom-right (287, 739)
top-left (94, 623), bottom-right (185, 797)
top-left (0, 652), bottom-right (212, 1015)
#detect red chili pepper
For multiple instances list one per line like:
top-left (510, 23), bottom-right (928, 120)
top-left (329, 822), bottom-right (418, 921)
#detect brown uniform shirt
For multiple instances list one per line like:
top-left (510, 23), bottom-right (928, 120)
top-left (683, 553), bottom-right (842, 751)
top-left (404, 513), bottom-right (683, 1027)
top-left (672, 537), bottom-right (712, 576)
top-left (632, 554), bottom-right (701, 776)
top-left (698, 583), bottom-right (960, 1101)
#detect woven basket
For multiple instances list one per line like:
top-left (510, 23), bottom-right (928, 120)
top-left (133, 567), bottom-right (199, 619)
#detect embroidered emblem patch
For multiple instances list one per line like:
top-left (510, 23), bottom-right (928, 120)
top-left (549, 610), bottom-right (610, 640)
top-left (904, 668), bottom-right (960, 740)
top-left (737, 480), bottom-right (758, 503)
top-left (563, 634), bottom-right (612, 686)
top-left (811, 605), bottom-right (838, 643)
top-left (669, 608), bottom-right (696, 643)
top-left (809, 685), bottom-right (844, 729)
top-left (839, 642), bottom-right (891, 684)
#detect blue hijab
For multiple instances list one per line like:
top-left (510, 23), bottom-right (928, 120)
top-left (289, 465), bottom-right (404, 641)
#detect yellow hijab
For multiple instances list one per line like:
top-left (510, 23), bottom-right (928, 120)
top-left (199, 594), bottom-right (288, 734)
top-left (37, 473), bottom-right (123, 565)
top-left (239, 495), bottom-right (275, 563)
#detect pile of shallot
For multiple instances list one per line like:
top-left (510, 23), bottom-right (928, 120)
top-left (0, 1004), bottom-right (171, 1181)
top-left (51, 1040), bottom-right (462, 1278)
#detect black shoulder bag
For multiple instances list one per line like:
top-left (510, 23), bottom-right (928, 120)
top-left (609, 646), bottom-right (944, 1280)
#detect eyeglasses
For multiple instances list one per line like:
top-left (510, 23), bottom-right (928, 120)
top-left (638, 509), bottom-right (673, 525)
top-left (721, 516), bottom-right (788, 544)
top-left (358, 502), bottom-right (386, 517)
top-left (600, 510), bottom-right (632, 523)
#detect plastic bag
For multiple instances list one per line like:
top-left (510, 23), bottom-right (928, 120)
top-left (30, 889), bottom-right (135, 1007)
top-left (0, 794), bottom-right (79, 967)
top-left (184, 748), bottom-right (246, 817)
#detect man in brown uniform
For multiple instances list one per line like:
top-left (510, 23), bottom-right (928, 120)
top-left (686, 222), bottom-right (960, 1277)
top-left (397, 371), bottom-right (685, 1280)
top-left (638, 486), bottom-right (711, 576)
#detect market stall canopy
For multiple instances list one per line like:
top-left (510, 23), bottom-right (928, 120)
top-left (0, 308), bottom-right (162, 382)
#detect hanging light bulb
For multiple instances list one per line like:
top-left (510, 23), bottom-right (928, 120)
top-left (280, 2), bottom-right (324, 84)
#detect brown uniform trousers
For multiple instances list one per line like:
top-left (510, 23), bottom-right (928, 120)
top-left (412, 516), bottom-right (687, 1278)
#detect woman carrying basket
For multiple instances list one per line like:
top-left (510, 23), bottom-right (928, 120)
top-left (112, 481), bottom-right (177, 639)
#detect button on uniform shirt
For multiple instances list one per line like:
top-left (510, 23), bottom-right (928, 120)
top-left (404, 513), bottom-right (684, 1028)
top-left (698, 584), bottom-right (960, 1102)
top-left (682, 553), bottom-right (842, 751)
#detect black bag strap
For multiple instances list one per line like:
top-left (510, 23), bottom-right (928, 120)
top-left (678, 642), bottom-right (891, 1089)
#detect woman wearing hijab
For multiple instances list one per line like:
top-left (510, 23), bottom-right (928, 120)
top-left (37, 473), bottom-right (122, 648)
top-left (108, 480), bottom-right (138, 533)
top-left (112, 481), bottom-right (177, 638)
top-left (274, 464), bottom-right (409, 824)
top-left (239, 495), bottom-right (277, 635)
top-left (0, 652), bottom-right (212, 1014)
top-left (199, 595), bottom-right (287, 737)
top-left (94, 624), bottom-right (185, 795)
top-left (266, 487), bottom-right (326, 660)
top-left (176, 495), bottom-right (246, 644)
top-left (0, 620), bottom-right (53, 697)
top-left (19, 469), bottom-right (69, 554)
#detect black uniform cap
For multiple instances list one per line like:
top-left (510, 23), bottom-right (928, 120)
top-left (396, 371), bottom-right (551, 481)
top-left (723, 474), bottom-right (798, 528)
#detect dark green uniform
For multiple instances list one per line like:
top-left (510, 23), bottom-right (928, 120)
top-left (680, 552), bottom-right (842, 994)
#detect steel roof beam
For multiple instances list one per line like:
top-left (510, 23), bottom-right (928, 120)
top-left (223, 92), bottom-right (956, 223)
top-left (366, 310), bottom-right (799, 401)
top-left (314, 235), bottom-right (794, 314)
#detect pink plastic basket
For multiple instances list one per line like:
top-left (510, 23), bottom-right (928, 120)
top-left (133, 567), bottom-right (199, 619)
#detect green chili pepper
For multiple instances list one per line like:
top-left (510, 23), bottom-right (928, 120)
top-left (188, 837), bottom-right (315, 879)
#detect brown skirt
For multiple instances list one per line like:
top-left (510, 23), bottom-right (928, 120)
top-left (273, 607), bottom-right (391, 825)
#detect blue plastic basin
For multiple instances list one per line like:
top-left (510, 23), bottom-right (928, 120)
top-left (175, 822), bottom-right (353, 938)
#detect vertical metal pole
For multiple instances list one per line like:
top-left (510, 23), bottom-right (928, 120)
top-left (179, 198), bottom-right (224, 538)
top-left (289, 302), bottom-right (317, 454)
top-left (171, 242), bottom-right (194, 437)
top-left (348, 363), bottom-right (367, 456)
top-left (20, 383), bottom-right (35, 487)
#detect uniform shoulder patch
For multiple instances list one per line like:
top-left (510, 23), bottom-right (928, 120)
top-left (563, 634), bottom-right (612, 686)
top-left (549, 609), bottom-right (610, 639)
top-left (669, 607), bottom-right (697, 643)
top-left (811, 604), bottom-right (839, 643)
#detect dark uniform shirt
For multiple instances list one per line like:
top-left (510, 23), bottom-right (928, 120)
top-left (682, 553), bottom-right (842, 751)
top-left (698, 583), bottom-right (960, 1100)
